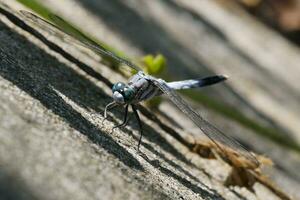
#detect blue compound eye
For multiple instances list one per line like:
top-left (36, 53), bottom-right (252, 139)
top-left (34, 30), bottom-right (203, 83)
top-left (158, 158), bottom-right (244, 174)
top-left (123, 87), bottom-right (135, 102)
top-left (112, 82), bottom-right (126, 93)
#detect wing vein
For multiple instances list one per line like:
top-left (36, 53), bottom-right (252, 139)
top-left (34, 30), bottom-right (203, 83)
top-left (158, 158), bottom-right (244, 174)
top-left (20, 10), bottom-right (143, 72)
top-left (152, 79), bottom-right (259, 167)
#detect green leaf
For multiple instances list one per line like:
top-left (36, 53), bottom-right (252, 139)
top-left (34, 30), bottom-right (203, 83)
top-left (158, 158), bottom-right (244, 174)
top-left (142, 54), bottom-right (166, 75)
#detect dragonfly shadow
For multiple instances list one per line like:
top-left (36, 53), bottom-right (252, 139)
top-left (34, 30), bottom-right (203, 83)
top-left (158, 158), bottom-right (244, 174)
top-left (75, 0), bottom-right (297, 145)
top-left (0, 20), bottom-right (143, 171)
top-left (139, 150), bottom-right (225, 200)
top-left (141, 142), bottom-right (207, 184)
top-left (110, 108), bottom-right (228, 198)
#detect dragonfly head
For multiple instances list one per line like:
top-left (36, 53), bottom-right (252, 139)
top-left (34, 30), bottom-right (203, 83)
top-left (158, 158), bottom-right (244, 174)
top-left (112, 82), bottom-right (135, 104)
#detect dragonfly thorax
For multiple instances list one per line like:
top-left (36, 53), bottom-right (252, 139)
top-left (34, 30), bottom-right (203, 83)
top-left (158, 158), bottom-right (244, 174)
top-left (112, 82), bottom-right (135, 104)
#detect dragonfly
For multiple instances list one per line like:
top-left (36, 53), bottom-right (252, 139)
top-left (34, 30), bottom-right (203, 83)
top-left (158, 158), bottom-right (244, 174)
top-left (20, 10), bottom-right (259, 167)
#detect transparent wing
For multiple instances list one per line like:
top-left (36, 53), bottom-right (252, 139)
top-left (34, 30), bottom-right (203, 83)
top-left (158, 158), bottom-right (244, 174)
top-left (19, 10), bottom-right (143, 72)
top-left (152, 79), bottom-right (259, 167)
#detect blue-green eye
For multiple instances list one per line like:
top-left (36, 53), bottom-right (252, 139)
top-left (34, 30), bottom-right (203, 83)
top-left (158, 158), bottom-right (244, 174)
top-left (112, 82), bottom-right (126, 93)
top-left (123, 87), bottom-right (135, 101)
top-left (112, 82), bottom-right (135, 103)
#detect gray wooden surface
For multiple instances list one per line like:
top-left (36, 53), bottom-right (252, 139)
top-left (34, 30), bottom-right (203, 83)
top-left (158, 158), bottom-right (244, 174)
top-left (0, 0), bottom-right (299, 199)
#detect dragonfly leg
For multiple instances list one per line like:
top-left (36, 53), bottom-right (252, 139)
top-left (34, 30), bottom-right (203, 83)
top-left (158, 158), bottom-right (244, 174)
top-left (132, 104), bottom-right (143, 151)
top-left (112, 104), bottom-right (129, 131)
top-left (102, 101), bottom-right (118, 126)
